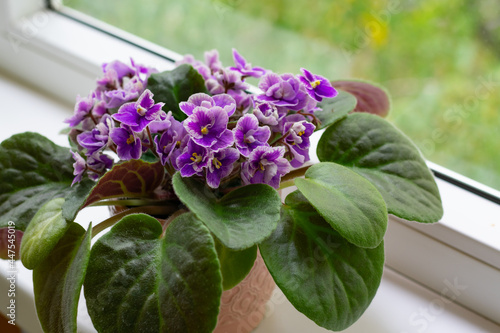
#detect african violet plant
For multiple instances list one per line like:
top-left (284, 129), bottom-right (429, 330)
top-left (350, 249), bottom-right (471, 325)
top-left (0, 49), bottom-right (443, 332)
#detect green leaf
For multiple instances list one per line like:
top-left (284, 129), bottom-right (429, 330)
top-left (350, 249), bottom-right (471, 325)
top-left (84, 213), bottom-right (222, 333)
top-left (215, 238), bottom-right (257, 290)
top-left (315, 90), bottom-right (357, 130)
top-left (260, 191), bottom-right (384, 331)
top-left (295, 162), bottom-right (387, 248)
top-left (20, 198), bottom-right (69, 269)
top-left (148, 64), bottom-right (208, 121)
top-left (33, 222), bottom-right (92, 333)
top-left (172, 173), bottom-right (281, 250)
top-left (82, 160), bottom-right (165, 208)
top-left (140, 149), bottom-right (159, 163)
top-left (331, 80), bottom-right (391, 117)
top-left (62, 179), bottom-right (95, 222)
top-left (0, 132), bottom-right (75, 231)
top-left (317, 113), bottom-right (443, 222)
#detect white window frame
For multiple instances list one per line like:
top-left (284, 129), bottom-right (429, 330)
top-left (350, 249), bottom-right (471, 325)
top-left (1, 0), bottom-right (500, 326)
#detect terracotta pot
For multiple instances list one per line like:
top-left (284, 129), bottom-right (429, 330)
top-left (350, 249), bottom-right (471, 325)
top-left (214, 251), bottom-right (275, 333)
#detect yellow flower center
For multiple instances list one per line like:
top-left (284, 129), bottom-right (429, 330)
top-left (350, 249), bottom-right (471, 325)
top-left (298, 131), bottom-right (305, 136)
top-left (126, 134), bottom-right (135, 145)
top-left (175, 140), bottom-right (181, 148)
top-left (310, 80), bottom-right (321, 89)
top-left (259, 162), bottom-right (265, 171)
top-left (136, 105), bottom-right (147, 116)
top-left (190, 152), bottom-right (202, 163)
top-left (213, 158), bottom-right (222, 169)
top-left (201, 126), bottom-right (209, 135)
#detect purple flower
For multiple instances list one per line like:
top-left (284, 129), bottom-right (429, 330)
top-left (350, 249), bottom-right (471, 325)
top-left (175, 55), bottom-right (212, 80)
top-left (130, 58), bottom-right (158, 81)
top-left (282, 115), bottom-right (316, 167)
top-left (101, 60), bottom-right (136, 82)
top-left (70, 151), bottom-right (86, 186)
top-left (95, 60), bottom-right (146, 109)
top-left (148, 111), bottom-right (172, 133)
top-left (87, 154), bottom-right (114, 180)
top-left (256, 73), bottom-right (309, 111)
top-left (298, 68), bottom-right (338, 102)
top-left (154, 119), bottom-right (188, 166)
top-left (176, 140), bottom-right (210, 177)
top-left (205, 49), bottom-right (223, 73)
top-left (301, 95), bottom-right (320, 114)
top-left (183, 106), bottom-right (234, 151)
top-left (241, 146), bottom-right (291, 189)
top-left (112, 89), bottom-right (164, 133)
top-left (227, 90), bottom-right (254, 113)
top-left (233, 114), bottom-right (271, 157)
top-left (65, 93), bottom-right (95, 128)
top-left (77, 114), bottom-right (114, 156)
top-left (206, 69), bottom-right (247, 95)
top-left (180, 93), bottom-right (236, 117)
top-left (230, 49), bottom-right (266, 78)
top-left (110, 125), bottom-right (142, 160)
top-left (253, 102), bottom-right (280, 127)
top-left (93, 59), bottom-right (156, 110)
top-left (102, 76), bottom-right (144, 109)
top-left (206, 148), bottom-right (240, 188)
top-left (170, 137), bottom-right (190, 171)
top-left (175, 54), bottom-right (203, 68)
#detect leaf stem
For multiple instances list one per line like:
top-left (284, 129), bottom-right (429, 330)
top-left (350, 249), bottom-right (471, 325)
top-left (146, 126), bottom-right (159, 158)
top-left (91, 205), bottom-right (178, 237)
top-left (89, 199), bottom-right (167, 207)
top-left (278, 179), bottom-right (295, 190)
top-left (269, 132), bottom-right (286, 146)
top-left (280, 163), bottom-right (312, 183)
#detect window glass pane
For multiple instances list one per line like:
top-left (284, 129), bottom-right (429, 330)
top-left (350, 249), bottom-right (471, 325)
top-left (64, 0), bottom-right (500, 191)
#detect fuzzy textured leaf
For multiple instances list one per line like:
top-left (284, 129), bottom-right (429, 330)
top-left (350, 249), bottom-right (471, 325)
top-left (317, 113), bottom-right (443, 222)
top-left (295, 162), bottom-right (387, 248)
top-left (0, 132), bottom-right (75, 231)
top-left (33, 222), bottom-right (91, 333)
top-left (21, 198), bottom-right (69, 269)
top-left (148, 64), bottom-right (208, 121)
top-left (331, 80), bottom-right (391, 117)
top-left (260, 191), bottom-right (384, 331)
top-left (82, 160), bottom-right (164, 208)
top-left (172, 173), bottom-right (281, 250)
top-left (315, 90), bottom-right (357, 130)
top-left (84, 213), bottom-right (222, 333)
top-left (62, 179), bottom-right (95, 222)
top-left (215, 239), bottom-right (257, 290)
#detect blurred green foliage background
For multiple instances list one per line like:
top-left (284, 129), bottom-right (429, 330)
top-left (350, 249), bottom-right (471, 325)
top-left (67, 0), bottom-right (500, 190)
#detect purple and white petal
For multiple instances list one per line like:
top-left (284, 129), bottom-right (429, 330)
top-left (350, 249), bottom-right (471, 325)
top-left (212, 94), bottom-right (237, 116)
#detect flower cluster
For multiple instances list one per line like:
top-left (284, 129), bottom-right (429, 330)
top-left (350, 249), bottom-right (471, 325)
top-left (67, 50), bottom-right (337, 189)
top-left (65, 59), bottom-right (157, 184)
